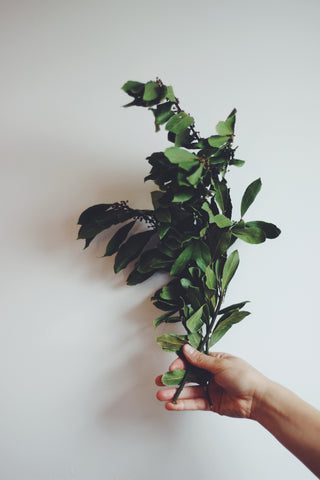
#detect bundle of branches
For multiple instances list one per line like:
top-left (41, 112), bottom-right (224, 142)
top-left (78, 79), bottom-right (280, 403)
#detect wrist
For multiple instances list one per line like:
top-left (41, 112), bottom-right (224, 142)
top-left (250, 376), bottom-right (275, 422)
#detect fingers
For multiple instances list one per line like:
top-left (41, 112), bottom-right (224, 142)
top-left (156, 385), bottom-right (211, 411)
top-left (157, 385), bottom-right (205, 402)
top-left (182, 344), bottom-right (225, 373)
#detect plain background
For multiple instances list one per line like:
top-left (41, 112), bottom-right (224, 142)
top-left (1, 0), bottom-right (320, 479)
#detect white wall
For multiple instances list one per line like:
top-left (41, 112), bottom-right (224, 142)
top-left (1, 1), bottom-right (320, 479)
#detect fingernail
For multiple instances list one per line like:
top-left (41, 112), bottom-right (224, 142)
top-left (184, 344), bottom-right (195, 355)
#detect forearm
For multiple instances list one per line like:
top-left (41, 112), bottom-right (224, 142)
top-left (252, 379), bottom-right (320, 478)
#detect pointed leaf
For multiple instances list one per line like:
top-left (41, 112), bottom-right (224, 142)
top-left (104, 221), bottom-right (135, 256)
top-left (209, 310), bottom-right (250, 347)
top-left (186, 305), bottom-right (204, 332)
top-left (143, 81), bottom-right (161, 101)
top-left (241, 178), bottom-right (262, 217)
top-left (170, 244), bottom-right (193, 276)
top-left (78, 204), bottom-right (112, 226)
top-left (221, 250), bottom-right (239, 293)
top-left (153, 311), bottom-right (178, 328)
top-left (245, 221), bottom-right (281, 239)
top-left (114, 230), bottom-right (154, 273)
top-left (205, 265), bottom-right (216, 290)
top-left (218, 301), bottom-right (250, 315)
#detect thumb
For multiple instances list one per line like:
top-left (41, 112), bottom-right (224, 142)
top-left (183, 344), bottom-right (222, 374)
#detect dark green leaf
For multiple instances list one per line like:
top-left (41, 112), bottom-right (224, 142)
top-left (225, 108), bottom-right (237, 133)
top-left (165, 112), bottom-right (194, 135)
top-left (218, 301), bottom-right (250, 315)
top-left (245, 221), bottom-right (281, 239)
top-left (78, 204), bottom-right (112, 226)
top-left (241, 178), bottom-right (262, 217)
top-left (209, 310), bottom-right (250, 347)
top-left (114, 230), bottom-right (154, 273)
top-left (232, 226), bottom-right (266, 244)
top-left (221, 250), bottom-right (239, 293)
top-left (170, 244), bottom-right (193, 276)
top-left (212, 180), bottom-right (228, 215)
top-left (162, 369), bottom-right (186, 385)
top-left (172, 188), bottom-right (194, 203)
top-left (104, 221), bottom-right (135, 256)
top-left (230, 158), bottom-right (245, 167)
top-left (126, 268), bottom-right (155, 286)
top-left (153, 311), bottom-right (178, 328)
top-left (186, 305), bottom-right (204, 332)
top-left (156, 334), bottom-right (187, 352)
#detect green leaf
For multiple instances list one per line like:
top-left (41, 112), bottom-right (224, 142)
top-left (213, 214), bottom-right (233, 228)
top-left (187, 164), bottom-right (203, 186)
top-left (193, 241), bottom-right (211, 273)
top-left (170, 244), bottom-right (193, 276)
top-left (164, 147), bottom-right (198, 170)
top-left (245, 221), bottom-right (281, 239)
top-left (104, 221), bottom-right (135, 256)
top-left (143, 81), bottom-right (161, 101)
top-left (114, 230), bottom-right (154, 273)
top-left (156, 334), bottom-right (187, 352)
top-left (208, 135), bottom-right (230, 147)
top-left (218, 301), bottom-right (250, 316)
top-left (152, 101), bottom-right (174, 126)
top-left (205, 265), bottom-right (216, 290)
top-left (209, 310), bottom-right (250, 347)
top-left (165, 112), bottom-right (194, 135)
top-left (230, 158), bottom-right (245, 167)
top-left (221, 250), bottom-right (239, 293)
top-left (165, 85), bottom-right (176, 102)
top-left (186, 305), bottom-right (204, 332)
top-left (172, 188), bottom-right (194, 203)
top-left (232, 226), bottom-right (266, 244)
top-left (153, 311), bottom-right (178, 328)
top-left (121, 81), bottom-right (145, 97)
top-left (225, 108), bottom-right (237, 133)
top-left (241, 178), bottom-right (262, 217)
top-left (162, 369), bottom-right (186, 386)
top-left (212, 180), bottom-right (228, 215)
top-left (188, 332), bottom-right (201, 349)
top-left (216, 121), bottom-right (233, 136)
top-left (201, 202), bottom-right (216, 223)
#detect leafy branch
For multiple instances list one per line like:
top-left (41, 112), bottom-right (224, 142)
top-left (78, 79), bottom-right (280, 402)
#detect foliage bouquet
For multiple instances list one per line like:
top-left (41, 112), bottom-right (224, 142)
top-left (78, 79), bottom-right (280, 403)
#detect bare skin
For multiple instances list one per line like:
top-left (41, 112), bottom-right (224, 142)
top-left (156, 344), bottom-right (320, 479)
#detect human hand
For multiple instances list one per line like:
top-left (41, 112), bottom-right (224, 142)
top-left (156, 344), bottom-right (268, 418)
